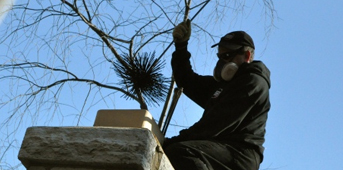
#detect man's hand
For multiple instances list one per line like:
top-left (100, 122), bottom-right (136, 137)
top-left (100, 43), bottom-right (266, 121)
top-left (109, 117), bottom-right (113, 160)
top-left (173, 19), bottom-right (191, 43)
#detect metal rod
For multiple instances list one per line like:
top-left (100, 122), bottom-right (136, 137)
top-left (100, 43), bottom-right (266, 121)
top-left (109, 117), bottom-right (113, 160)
top-left (161, 87), bottom-right (183, 135)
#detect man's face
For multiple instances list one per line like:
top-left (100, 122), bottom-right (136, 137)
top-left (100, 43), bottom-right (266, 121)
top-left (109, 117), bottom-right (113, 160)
top-left (217, 47), bottom-right (247, 67)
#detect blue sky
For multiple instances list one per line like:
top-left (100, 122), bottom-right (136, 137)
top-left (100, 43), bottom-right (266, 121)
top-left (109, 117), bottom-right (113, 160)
top-left (1, 0), bottom-right (343, 170)
top-left (257, 1), bottom-right (343, 169)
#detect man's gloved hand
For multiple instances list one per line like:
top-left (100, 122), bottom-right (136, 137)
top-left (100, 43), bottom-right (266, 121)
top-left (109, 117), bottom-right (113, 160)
top-left (173, 19), bottom-right (191, 43)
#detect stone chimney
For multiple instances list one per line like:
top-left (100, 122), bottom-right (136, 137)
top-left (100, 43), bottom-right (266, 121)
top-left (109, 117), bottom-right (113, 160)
top-left (18, 110), bottom-right (174, 170)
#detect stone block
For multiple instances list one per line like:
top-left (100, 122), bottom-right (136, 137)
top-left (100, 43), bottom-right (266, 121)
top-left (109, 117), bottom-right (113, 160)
top-left (18, 127), bottom-right (174, 170)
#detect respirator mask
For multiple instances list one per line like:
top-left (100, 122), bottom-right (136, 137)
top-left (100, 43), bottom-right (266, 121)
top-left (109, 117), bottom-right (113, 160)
top-left (213, 59), bottom-right (238, 82)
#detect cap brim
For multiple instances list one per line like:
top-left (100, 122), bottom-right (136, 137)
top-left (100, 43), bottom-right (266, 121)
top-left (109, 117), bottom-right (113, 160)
top-left (211, 43), bottom-right (219, 48)
top-left (211, 42), bottom-right (242, 50)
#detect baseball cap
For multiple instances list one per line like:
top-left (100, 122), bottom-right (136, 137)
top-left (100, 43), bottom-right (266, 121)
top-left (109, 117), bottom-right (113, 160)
top-left (211, 31), bottom-right (255, 50)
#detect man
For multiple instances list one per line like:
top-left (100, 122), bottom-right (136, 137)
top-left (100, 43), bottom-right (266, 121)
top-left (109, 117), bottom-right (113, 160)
top-left (163, 20), bottom-right (271, 170)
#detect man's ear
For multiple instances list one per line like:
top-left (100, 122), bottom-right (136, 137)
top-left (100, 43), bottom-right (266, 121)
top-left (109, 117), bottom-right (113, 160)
top-left (245, 50), bottom-right (252, 63)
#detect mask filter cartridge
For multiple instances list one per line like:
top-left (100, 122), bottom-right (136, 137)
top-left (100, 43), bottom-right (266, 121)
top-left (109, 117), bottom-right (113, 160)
top-left (213, 60), bottom-right (238, 82)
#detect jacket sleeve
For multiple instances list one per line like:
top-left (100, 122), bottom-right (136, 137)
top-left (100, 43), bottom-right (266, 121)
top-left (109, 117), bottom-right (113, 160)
top-left (167, 71), bottom-right (269, 142)
top-left (171, 42), bottom-right (218, 108)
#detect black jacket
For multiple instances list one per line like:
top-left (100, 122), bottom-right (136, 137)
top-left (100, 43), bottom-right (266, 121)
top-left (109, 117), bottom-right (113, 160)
top-left (166, 42), bottom-right (271, 159)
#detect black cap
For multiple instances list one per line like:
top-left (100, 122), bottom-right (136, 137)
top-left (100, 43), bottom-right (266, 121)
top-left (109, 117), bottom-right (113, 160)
top-left (211, 31), bottom-right (255, 50)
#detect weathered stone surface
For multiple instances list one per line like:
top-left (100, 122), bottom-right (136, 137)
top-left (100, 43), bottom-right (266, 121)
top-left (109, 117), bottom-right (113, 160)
top-left (158, 154), bottom-right (175, 170)
top-left (18, 126), bottom-right (174, 170)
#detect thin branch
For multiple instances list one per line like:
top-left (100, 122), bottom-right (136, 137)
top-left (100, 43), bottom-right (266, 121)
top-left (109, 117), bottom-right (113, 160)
top-left (61, 0), bottom-right (130, 70)
top-left (132, 15), bottom-right (163, 57)
top-left (0, 141), bottom-right (14, 162)
top-left (1, 62), bottom-right (78, 79)
top-left (81, 0), bottom-right (92, 21)
top-left (151, 0), bottom-right (174, 24)
top-left (77, 83), bottom-right (91, 126)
